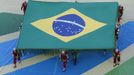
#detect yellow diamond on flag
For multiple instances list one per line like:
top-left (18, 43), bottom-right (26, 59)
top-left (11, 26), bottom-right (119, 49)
top-left (31, 8), bottom-right (107, 42)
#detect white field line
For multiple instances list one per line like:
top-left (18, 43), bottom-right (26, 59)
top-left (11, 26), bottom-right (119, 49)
top-left (0, 31), bottom-right (20, 43)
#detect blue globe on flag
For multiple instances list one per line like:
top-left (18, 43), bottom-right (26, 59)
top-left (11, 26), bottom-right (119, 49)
top-left (52, 14), bottom-right (85, 36)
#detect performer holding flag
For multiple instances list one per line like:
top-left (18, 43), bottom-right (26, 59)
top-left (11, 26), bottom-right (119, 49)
top-left (59, 50), bottom-right (68, 72)
top-left (21, 1), bottom-right (27, 14)
top-left (113, 49), bottom-right (121, 67)
top-left (117, 5), bottom-right (124, 25)
top-left (12, 48), bottom-right (17, 68)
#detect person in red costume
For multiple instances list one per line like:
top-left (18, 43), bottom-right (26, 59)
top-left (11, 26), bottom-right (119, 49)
top-left (21, 1), bottom-right (27, 14)
top-left (12, 48), bottom-right (17, 68)
top-left (113, 49), bottom-right (121, 67)
top-left (59, 51), bottom-right (68, 72)
top-left (117, 5), bottom-right (124, 25)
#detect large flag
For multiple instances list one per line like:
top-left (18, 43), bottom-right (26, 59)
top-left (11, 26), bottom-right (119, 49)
top-left (17, 1), bottom-right (118, 49)
top-left (31, 8), bottom-right (106, 42)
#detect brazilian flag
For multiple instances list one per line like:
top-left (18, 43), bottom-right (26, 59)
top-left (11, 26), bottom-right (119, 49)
top-left (17, 1), bottom-right (118, 50)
